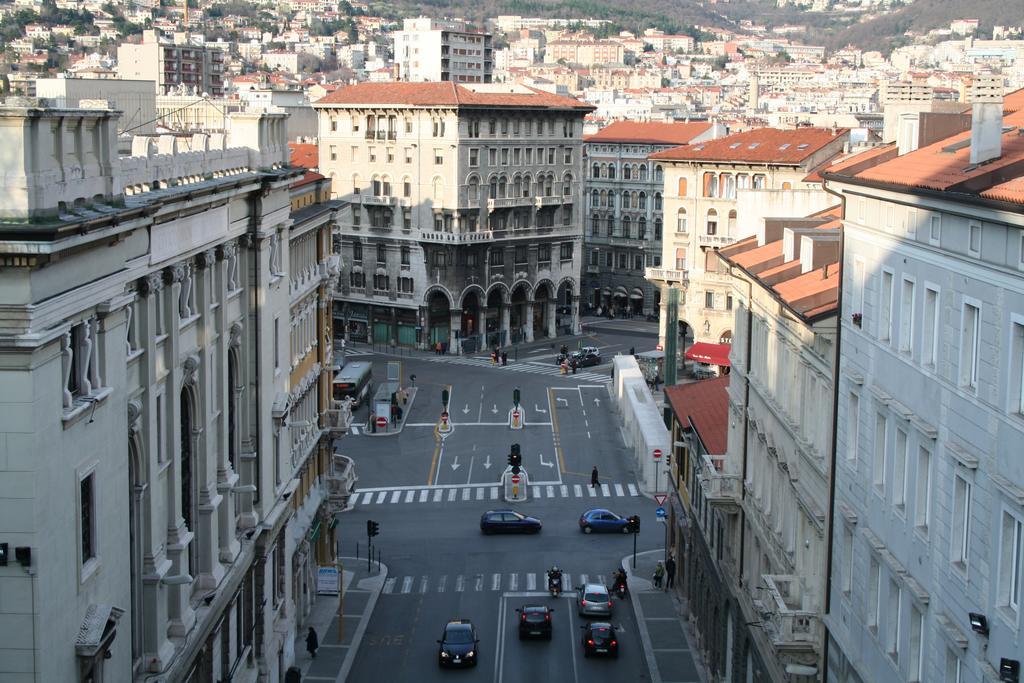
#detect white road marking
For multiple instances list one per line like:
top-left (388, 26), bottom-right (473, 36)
top-left (562, 573), bottom-right (571, 590)
top-left (560, 485), bottom-right (568, 497)
top-left (490, 487), bottom-right (499, 500)
top-left (526, 573), bottom-right (536, 591)
top-left (404, 490), bottom-right (415, 503)
top-left (601, 484), bottom-right (611, 497)
top-left (508, 574), bottom-right (518, 591)
top-left (588, 486), bottom-right (597, 497)
top-left (350, 426), bottom-right (360, 435)
top-left (455, 575), bottom-right (465, 592)
top-left (376, 492), bottom-right (387, 504)
top-left (579, 574), bottom-right (588, 586)
top-left (400, 576), bottom-right (413, 594)
top-left (476, 487), bottom-right (485, 500)
top-left (532, 486), bottom-right (541, 498)
top-left (448, 489), bottom-right (457, 502)
top-left (614, 484), bottom-right (625, 497)
top-left (491, 573), bottom-right (501, 591)
top-left (437, 575), bottom-right (447, 593)
top-left (348, 493), bottom-right (360, 505)
top-left (382, 578), bottom-right (396, 594)
top-left (419, 489), bottom-right (428, 503)
top-left (434, 489), bottom-right (444, 502)
top-left (546, 485), bottom-right (555, 498)
top-left (390, 490), bottom-right (402, 504)
top-left (419, 576), bottom-right (429, 593)
top-left (574, 484), bottom-right (583, 497)
top-left (628, 483), bottom-right (639, 496)
top-left (461, 488), bottom-right (471, 501)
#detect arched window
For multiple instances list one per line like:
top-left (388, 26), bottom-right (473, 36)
top-left (622, 215), bottom-right (631, 238)
top-left (639, 164), bottom-right (648, 181)
top-left (638, 192), bottom-right (647, 210)
top-left (352, 174), bottom-right (362, 194)
top-left (706, 208), bottom-right (718, 235)
top-left (622, 190), bottom-right (630, 208)
top-left (468, 176), bottom-right (479, 201)
top-left (563, 172), bottom-right (573, 196)
top-left (623, 165), bottom-right (631, 180)
top-left (728, 209), bottom-right (737, 232)
top-left (654, 218), bottom-right (663, 240)
top-left (489, 177), bottom-right (498, 199)
top-left (655, 165), bottom-right (663, 181)
top-left (638, 217), bottom-right (647, 240)
top-left (592, 189), bottom-right (599, 208)
top-left (631, 191), bottom-right (639, 209)
top-left (601, 163), bottom-right (608, 179)
top-left (608, 164), bottom-right (615, 179)
top-left (600, 190), bottom-right (608, 207)
top-left (654, 192), bottom-right (662, 211)
top-left (544, 175), bottom-right (553, 196)
top-left (522, 174), bottom-right (532, 197)
top-left (513, 175), bottom-right (522, 198)
top-left (592, 214), bottom-right (600, 236)
top-left (498, 176), bottom-right (507, 198)
top-left (676, 208), bottom-right (688, 233)
top-left (433, 177), bottom-right (444, 201)
top-left (782, 181), bottom-right (792, 190)
top-left (592, 162), bottom-right (600, 179)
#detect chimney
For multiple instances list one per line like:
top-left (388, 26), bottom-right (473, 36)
top-left (968, 74), bottom-right (1004, 165)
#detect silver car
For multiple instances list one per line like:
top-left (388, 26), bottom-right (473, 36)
top-left (576, 583), bottom-right (612, 618)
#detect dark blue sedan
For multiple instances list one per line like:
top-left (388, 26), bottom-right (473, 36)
top-left (480, 510), bottom-right (542, 534)
top-left (579, 509), bottom-right (630, 534)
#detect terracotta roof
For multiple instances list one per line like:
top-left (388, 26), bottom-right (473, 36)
top-left (289, 142), bottom-right (318, 170)
top-left (649, 126), bottom-right (848, 165)
top-left (664, 376), bottom-right (730, 455)
top-left (292, 170), bottom-right (325, 188)
top-left (836, 109), bottom-right (1024, 198)
top-left (772, 261), bottom-right (841, 318)
top-left (1004, 87), bottom-right (1024, 114)
top-left (982, 176), bottom-right (1024, 204)
top-left (313, 81), bottom-right (594, 111)
top-left (584, 121), bottom-right (713, 146)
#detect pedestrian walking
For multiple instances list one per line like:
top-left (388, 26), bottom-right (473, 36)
top-left (653, 561), bottom-right (665, 589)
top-left (571, 358), bottom-right (578, 374)
top-left (306, 626), bottom-right (319, 659)
top-left (629, 346), bottom-right (635, 355)
top-left (435, 341), bottom-right (442, 355)
top-left (653, 374), bottom-right (661, 391)
top-left (665, 555), bottom-right (676, 589)
top-left (590, 466), bottom-right (600, 488)
top-left (501, 351), bottom-right (508, 366)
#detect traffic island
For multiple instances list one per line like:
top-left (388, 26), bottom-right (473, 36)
top-left (364, 386), bottom-right (417, 437)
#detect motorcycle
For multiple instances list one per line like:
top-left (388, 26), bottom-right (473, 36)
top-left (548, 574), bottom-right (562, 597)
top-left (611, 571), bottom-right (628, 599)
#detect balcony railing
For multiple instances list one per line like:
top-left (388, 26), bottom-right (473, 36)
top-left (325, 452), bottom-right (358, 514)
top-left (325, 399), bottom-right (353, 434)
top-left (696, 453), bottom-right (741, 511)
top-left (418, 230), bottom-right (494, 244)
top-left (488, 196), bottom-right (535, 210)
top-left (360, 195), bottom-right (396, 206)
top-left (645, 267), bottom-right (689, 285)
top-left (535, 195), bottom-right (566, 207)
top-left (761, 574), bottom-right (822, 649)
top-left (697, 233), bottom-right (734, 247)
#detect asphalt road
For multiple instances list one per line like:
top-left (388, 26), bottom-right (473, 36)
top-left (336, 319), bottom-right (663, 683)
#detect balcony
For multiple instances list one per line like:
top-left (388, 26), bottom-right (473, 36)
top-left (325, 399), bottom-right (353, 434)
top-left (760, 574), bottom-right (822, 650)
top-left (535, 195), bottom-right (566, 208)
top-left (696, 453), bottom-right (741, 512)
top-left (586, 264), bottom-right (600, 274)
top-left (697, 233), bottom-right (734, 248)
top-left (488, 196), bottom-right (534, 210)
top-left (325, 453), bottom-right (358, 514)
top-left (645, 267), bottom-right (689, 285)
top-left (360, 195), bottom-right (396, 207)
top-left (418, 230), bottom-right (494, 244)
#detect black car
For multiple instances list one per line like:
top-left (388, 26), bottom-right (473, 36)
top-left (581, 622), bottom-right (619, 658)
top-left (517, 605), bottom-right (553, 640)
top-left (572, 347), bottom-right (601, 368)
top-left (480, 509), bottom-right (542, 534)
top-left (437, 620), bottom-right (479, 667)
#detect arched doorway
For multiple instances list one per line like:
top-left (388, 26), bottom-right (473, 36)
top-left (180, 388), bottom-right (197, 579)
top-left (612, 286), bottom-right (628, 317)
top-left (630, 287), bottom-right (644, 316)
top-left (556, 279), bottom-right (575, 335)
top-left (426, 289), bottom-right (451, 348)
top-left (509, 283), bottom-right (530, 343)
top-left (485, 287), bottom-right (506, 348)
top-left (533, 282), bottom-right (553, 338)
top-left (461, 289), bottom-right (481, 338)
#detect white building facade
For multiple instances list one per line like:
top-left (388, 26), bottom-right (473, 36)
top-left (393, 17), bottom-right (493, 84)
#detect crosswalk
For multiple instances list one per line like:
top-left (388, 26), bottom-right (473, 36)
top-left (348, 482), bottom-right (639, 507)
top-left (426, 355), bottom-right (610, 383)
top-left (381, 570), bottom-right (614, 596)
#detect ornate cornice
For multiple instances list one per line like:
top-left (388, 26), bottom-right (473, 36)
top-left (163, 263), bottom-right (186, 285)
top-left (138, 273), bottom-right (164, 296)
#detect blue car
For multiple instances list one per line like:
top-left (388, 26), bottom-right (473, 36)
top-left (480, 509), bottom-right (542, 534)
top-left (579, 509), bottom-right (630, 534)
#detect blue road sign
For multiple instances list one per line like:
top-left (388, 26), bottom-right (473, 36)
top-left (655, 507), bottom-right (667, 518)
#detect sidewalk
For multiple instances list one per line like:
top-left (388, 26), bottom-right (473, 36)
top-left (295, 556), bottom-right (388, 683)
top-left (623, 549), bottom-right (707, 683)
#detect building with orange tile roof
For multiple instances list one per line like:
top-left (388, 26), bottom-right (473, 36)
top-left (313, 82), bottom-right (594, 349)
top-left (822, 81), bottom-right (1024, 683)
top-left (646, 126), bottom-right (848, 360)
top-left (582, 121), bottom-right (725, 319)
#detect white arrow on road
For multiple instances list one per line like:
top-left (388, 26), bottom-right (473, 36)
top-left (483, 455), bottom-right (492, 469)
top-left (556, 397), bottom-right (569, 407)
top-left (593, 397), bottom-right (601, 406)
top-left (450, 455), bottom-right (461, 471)
top-left (538, 453), bottom-right (555, 468)
top-left (534, 404), bottom-right (547, 414)
top-left (491, 404), bottom-right (498, 414)
top-left (462, 404), bottom-right (470, 414)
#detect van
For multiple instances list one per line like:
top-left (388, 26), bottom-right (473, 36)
top-left (332, 361), bottom-right (373, 407)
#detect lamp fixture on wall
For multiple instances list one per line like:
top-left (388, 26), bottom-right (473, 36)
top-left (1001, 659), bottom-right (1020, 683)
top-left (969, 612), bottom-right (989, 636)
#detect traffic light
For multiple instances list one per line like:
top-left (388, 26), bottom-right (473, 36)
top-left (627, 515), bottom-right (641, 533)
top-left (367, 519), bottom-right (380, 538)
top-left (666, 450), bottom-right (672, 468)
top-left (441, 388), bottom-right (450, 406)
top-left (513, 388), bottom-right (521, 407)
top-left (510, 444), bottom-right (522, 473)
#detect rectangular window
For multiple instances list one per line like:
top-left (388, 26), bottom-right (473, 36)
top-left (886, 580), bottom-right (901, 661)
top-left (469, 148), bottom-right (479, 166)
top-left (501, 148), bottom-right (509, 165)
top-left (525, 148), bottom-right (533, 164)
top-left (273, 316), bottom-right (280, 370)
top-left (960, 301), bottom-right (981, 390)
top-left (915, 446), bottom-right (931, 534)
top-left (946, 651), bottom-right (963, 683)
top-left (489, 250), bottom-right (503, 266)
top-left (80, 472), bottom-right (95, 565)
top-left (868, 556), bottom-right (881, 632)
top-left (853, 259), bottom-right (866, 316)
top-left (847, 392), bottom-right (860, 463)
top-left (329, 145), bottom-right (337, 161)
top-left (899, 277), bottom-right (915, 353)
top-left (368, 147), bottom-right (376, 163)
top-left (564, 148), bottom-right (572, 164)
top-left (590, 250), bottom-right (599, 266)
top-left (909, 604), bottom-right (924, 682)
top-left (538, 244), bottom-right (550, 263)
top-left (560, 242), bottom-right (573, 261)
top-left (547, 148), bottom-right (555, 165)
top-left (726, 294), bottom-right (733, 310)
top-left (434, 149), bottom-right (443, 165)
top-left (968, 222), bottom-right (981, 256)
top-left (998, 510), bottom-right (1023, 615)
top-left (841, 525), bottom-right (854, 594)
top-left (873, 413), bottom-right (887, 495)
top-left (893, 428), bottom-right (907, 512)
top-left (400, 246), bottom-right (410, 266)
top-left (404, 147), bottom-right (413, 164)
top-left (952, 473), bottom-right (971, 569)
top-left (488, 148), bottom-right (497, 165)
top-left (514, 148), bottom-right (521, 165)
top-left (922, 286), bottom-right (939, 368)
top-left (675, 248), bottom-right (686, 271)
top-left (929, 215), bottom-right (941, 245)
top-left (351, 146), bottom-right (359, 162)
top-left (705, 291), bottom-right (714, 309)
top-left (879, 270), bottom-right (894, 342)
top-left (387, 148), bottom-right (394, 163)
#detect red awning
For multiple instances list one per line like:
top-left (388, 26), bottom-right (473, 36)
top-left (684, 342), bottom-right (732, 367)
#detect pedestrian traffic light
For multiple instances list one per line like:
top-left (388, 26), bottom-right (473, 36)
top-left (367, 520), bottom-right (380, 538)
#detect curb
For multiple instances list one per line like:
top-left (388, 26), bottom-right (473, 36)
top-left (362, 387), bottom-right (418, 437)
top-left (622, 550), bottom-right (664, 683)
top-left (336, 557), bottom-right (389, 683)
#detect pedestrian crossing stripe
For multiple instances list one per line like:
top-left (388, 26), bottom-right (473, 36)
top-left (347, 482), bottom-right (640, 507)
top-left (426, 356), bottom-right (610, 384)
top-left (379, 570), bottom-right (615, 595)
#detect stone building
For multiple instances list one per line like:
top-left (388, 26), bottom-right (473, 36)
top-left (823, 87), bottom-right (1024, 683)
top-left (0, 103), bottom-right (342, 681)
top-left (647, 126), bottom-right (847, 376)
top-left (314, 81), bottom-right (593, 351)
top-left (582, 120), bottom-right (721, 317)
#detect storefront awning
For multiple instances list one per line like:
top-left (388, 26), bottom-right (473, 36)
top-left (684, 342), bottom-right (732, 367)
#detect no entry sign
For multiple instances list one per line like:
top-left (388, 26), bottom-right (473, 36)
top-left (511, 474), bottom-right (521, 484)
top-left (653, 448), bottom-right (663, 461)
top-left (376, 416), bottom-right (388, 428)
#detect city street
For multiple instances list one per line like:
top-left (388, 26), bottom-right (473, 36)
top-left (334, 320), bottom-right (669, 683)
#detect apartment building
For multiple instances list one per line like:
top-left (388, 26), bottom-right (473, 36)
top-left (314, 81), bottom-right (593, 350)
top-left (824, 88), bottom-right (1024, 683)
top-left (583, 121), bottom-right (721, 317)
top-left (393, 17), bottom-right (493, 84)
top-left (544, 39), bottom-right (625, 66)
top-left (647, 126), bottom-right (847, 375)
top-left (117, 29), bottom-right (225, 96)
top-left (0, 105), bottom-right (344, 682)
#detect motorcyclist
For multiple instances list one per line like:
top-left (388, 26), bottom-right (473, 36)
top-left (547, 566), bottom-right (563, 592)
top-left (612, 568), bottom-right (628, 593)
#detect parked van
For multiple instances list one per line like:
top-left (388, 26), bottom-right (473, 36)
top-left (332, 361), bottom-right (373, 407)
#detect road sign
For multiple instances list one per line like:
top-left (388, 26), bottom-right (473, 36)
top-left (655, 507), bottom-right (667, 519)
top-left (511, 474), bottom-right (521, 484)
top-left (653, 448), bottom-right (663, 460)
top-left (654, 494), bottom-right (667, 506)
top-left (376, 416), bottom-right (387, 428)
